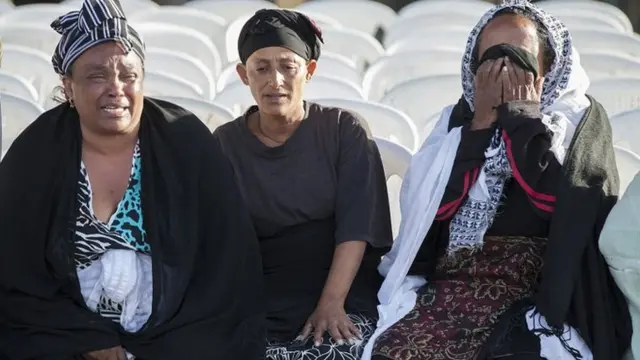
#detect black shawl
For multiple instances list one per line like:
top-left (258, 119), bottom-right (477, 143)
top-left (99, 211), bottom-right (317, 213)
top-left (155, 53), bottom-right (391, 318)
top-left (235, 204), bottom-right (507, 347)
top-left (445, 96), bottom-right (632, 359)
top-left (0, 98), bottom-right (265, 359)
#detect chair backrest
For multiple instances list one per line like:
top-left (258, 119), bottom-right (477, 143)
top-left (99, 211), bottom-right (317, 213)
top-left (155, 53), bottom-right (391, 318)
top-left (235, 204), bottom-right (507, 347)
top-left (145, 48), bottom-right (216, 100)
top-left (570, 30), bottom-right (640, 58)
top-left (131, 7), bottom-right (228, 63)
top-left (0, 93), bottom-right (44, 153)
top-left (313, 98), bottom-right (419, 152)
top-left (0, 23), bottom-right (61, 54)
top-left (151, 95), bottom-right (237, 131)
top-left (185, 0), bottom-right (278, 23)
top-left (363, 50), bottom-right (462, 101)
top-left (0, 1), bottom-right (14, 14)
top-left (321, 27), bottom-right (384, 70)
top-left (537, 0), bottom-right (633, 34)
top-left (215, 75), bottom-right (364, 115)
top-left (385, 28), bottom-right (470, 55)
top-left (610, 108), bottom-right (640, 156)
top-left (3, 45), bottom-right (59, 106)
top-left (0, 4), bottom-right (74, 25)
top-left (380, 74), bottom-right (462, 131)
top-left (143, 71), bottom-right (204, 99)
top-left (580, 52), bottom-right (640, 80)
top-left (556, 14), bottom-right (628, 33)
top-left (385, 13), bottom-right (478, 47)
top-left (134, 22), bottom-right (222, 77)
top-left (398, 0), bottom-right (492, 19)
top-left (295, 0), bottom-right (396, 36)
top-left (374, 136), bottom-right (413, 180)
top-left (61, 0), bottom-right (158, 17)
top-left (588, 77), bottom-right (640, 117)
top-left (614, 145), bottom-right (640, 195)
top-left (0, 71), bottom-right (39, 103)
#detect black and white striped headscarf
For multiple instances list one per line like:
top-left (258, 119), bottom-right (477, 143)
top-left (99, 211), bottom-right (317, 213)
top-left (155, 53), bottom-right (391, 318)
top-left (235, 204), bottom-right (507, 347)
top-left (50, 0), bottom-right (145, 76)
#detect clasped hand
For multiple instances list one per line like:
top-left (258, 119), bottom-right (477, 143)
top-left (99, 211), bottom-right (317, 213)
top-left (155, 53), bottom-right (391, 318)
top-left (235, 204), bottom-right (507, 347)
top-left (471, 57), bottom-right (544, 130)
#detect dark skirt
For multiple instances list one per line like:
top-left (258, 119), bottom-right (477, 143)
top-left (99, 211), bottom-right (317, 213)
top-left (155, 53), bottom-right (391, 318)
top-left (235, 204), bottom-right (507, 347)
top-left (372, 236), bottom-right (547, 360)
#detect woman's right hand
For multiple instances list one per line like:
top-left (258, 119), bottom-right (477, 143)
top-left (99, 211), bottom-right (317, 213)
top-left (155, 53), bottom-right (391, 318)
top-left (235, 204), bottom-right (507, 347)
top-left (82, 346), bottom-right (127, 360)
top-left (471, 57), bottom-right (506, 130)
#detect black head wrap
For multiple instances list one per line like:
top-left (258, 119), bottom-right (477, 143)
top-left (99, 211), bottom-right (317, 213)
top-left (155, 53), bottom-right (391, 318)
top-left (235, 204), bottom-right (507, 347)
top-left (237, 9), bottom-right (323, 64)
top-left (472, 43), bottom-right (539, 78)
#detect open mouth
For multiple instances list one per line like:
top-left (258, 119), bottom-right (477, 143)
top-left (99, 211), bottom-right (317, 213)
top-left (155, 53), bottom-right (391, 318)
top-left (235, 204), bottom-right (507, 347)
top-left (101, 105), bottom-right (129, 117)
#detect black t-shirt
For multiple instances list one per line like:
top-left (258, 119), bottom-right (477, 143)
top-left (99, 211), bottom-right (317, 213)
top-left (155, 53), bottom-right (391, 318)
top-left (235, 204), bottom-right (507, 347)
top-left (214, 101), bottom-right (393, 341)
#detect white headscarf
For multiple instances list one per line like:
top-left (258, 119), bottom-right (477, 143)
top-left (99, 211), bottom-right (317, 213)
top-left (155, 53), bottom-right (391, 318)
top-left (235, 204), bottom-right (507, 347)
top-left (361, 1), bottom-right (591, 358)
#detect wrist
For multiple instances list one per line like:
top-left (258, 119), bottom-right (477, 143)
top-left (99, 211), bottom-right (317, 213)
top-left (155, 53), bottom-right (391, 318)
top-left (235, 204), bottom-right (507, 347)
top-left (318, 293), bottom-right (346, 308)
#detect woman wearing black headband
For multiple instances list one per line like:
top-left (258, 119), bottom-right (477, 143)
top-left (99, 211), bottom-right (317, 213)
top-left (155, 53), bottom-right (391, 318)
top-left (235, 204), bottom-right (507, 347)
top-left (367, 1), bottom-right (631, 359)
top-left (214, 8), bottom-right (393, 360)
top-left (0, 0), bottom-right (264, 359)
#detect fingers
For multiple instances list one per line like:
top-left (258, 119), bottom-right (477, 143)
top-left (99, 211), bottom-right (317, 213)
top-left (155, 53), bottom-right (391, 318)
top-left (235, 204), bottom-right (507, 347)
top-left (300, 321), bottom-right (313, 339)
top-left (476, 59), bottom-right (493, 84)
top-left (489, 57), bottom-right (505, 82)
top-left (504, 60), bottom-right (517, 102)
top-left (313, 321), bottom-right (327, 346)
top-left (535, 77), bottom-right (545, 98)
top-left (328, 322), bottom-right (344, 345)
top-left (116, 348), bottom-right (127, 360)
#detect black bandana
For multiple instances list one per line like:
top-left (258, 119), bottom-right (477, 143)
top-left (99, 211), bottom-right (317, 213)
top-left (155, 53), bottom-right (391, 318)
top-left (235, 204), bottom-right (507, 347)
top-left (473, 43), bottom-right (539, 79)
top-left (237, 9), bottom-right (323, 64)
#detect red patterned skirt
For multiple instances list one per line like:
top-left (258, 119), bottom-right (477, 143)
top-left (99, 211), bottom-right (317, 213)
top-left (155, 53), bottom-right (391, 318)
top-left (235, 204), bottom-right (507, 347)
top-left (372, 236), bottom-right (547, 360)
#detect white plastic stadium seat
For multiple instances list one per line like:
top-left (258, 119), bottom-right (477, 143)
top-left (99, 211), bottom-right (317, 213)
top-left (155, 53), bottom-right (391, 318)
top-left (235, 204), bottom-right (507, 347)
top-left (363, 50), bottom-right (463, 101)
top-left (0, 1), bottom-right (14, 14)
top-left (135, 23), bottom-right (223, 77)
top-left (1, 93), bottom-right (45, 154)
top-left (588, 77), bottom-right (640, 117)
top-left (152, 95), bottom-right (237, 131)
top-left (3, 45), bottom-right (60, 106)
top-left (398, 0), bottom-right (492, 19)
top-left (0, 24), bottom-right (61, 54)
top-left (62, 0), bottom-right (158, 16)
top-left (374, 136), bottom-right (413, 238)
top-left (570, 30), bottom-right (640, 58)
top-left (143, 71), bottom-right (204, 100)
top-left (580, 52), bottom-right (640, 80)
top-left (0, 71), bottom-right (40, 103)
top-left (185, 0), bottom-right (278, 23)
top-left (385, 28), bottom-right (470, 55)
top-left (215, 75), bottom-right (364, 115)
top-left (537, 0), bottom-right (633, 34)
top-left (131, 7), bottom-right (228, 63)
top-left (314, 98), bottom-right (419, 152)
top-left (145, 48), bottom-right (216, 101)
top-left (295, 0), bottom-right (396, 36)
top-left (384, 13), bottom-right (479, 48)
top-left (380, 74), bottom-right (462, 132)
top-left (610, 108), bottom-right (640, 156)
top-left (215, 51), bottom-right (360, 93)
top-left (0, 4), bottom-right (74, 25)
top-left (614, 146), bottom-right (640, 195)
top-left (554, 14), bottom-right (627, 33)
top-left (321, 27), bottom-right (384, 70)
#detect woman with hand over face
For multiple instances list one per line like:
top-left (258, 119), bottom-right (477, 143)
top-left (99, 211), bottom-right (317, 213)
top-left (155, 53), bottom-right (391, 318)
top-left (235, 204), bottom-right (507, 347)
top-left (0, 0), bottom-right (264, 359)
top-left (364, 1), bottom-right (632, 359)
top-left (213, 9), bottom-right (393, 360)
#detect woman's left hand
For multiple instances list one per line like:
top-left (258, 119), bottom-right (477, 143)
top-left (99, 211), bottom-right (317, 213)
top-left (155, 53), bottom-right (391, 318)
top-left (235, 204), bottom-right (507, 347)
top-left (300, 299), bottom-right (362, 347)
top-left (502, 57), bottom-right (544, 103)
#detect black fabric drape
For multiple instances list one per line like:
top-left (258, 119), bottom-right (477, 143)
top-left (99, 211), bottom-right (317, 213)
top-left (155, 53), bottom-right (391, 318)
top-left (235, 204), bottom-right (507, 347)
top-left (0, 98), bottom-right (266, 360)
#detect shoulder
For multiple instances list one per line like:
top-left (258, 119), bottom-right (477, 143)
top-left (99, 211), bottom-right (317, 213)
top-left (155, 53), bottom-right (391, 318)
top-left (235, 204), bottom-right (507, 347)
top-left (306, 102), bottom-right (372, 139)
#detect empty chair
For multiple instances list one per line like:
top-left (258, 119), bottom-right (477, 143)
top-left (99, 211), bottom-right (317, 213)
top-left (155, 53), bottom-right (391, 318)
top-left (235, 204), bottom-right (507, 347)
top-left (374, 136), bottom-right (413, 237)
top-left (0, 71), bottom-right (40, 103)
top-left (321, 27), bottom-right (384, 70)
top-left (3, 45), bottom-right (59, 106)
top-left (0, 93), bottom-right (45, 154)
top-left (295, 0), bottom-right (396, 36)
top-left (589, 77), bottom-right (640, 117)
top-left (143, 71), bottom-right (204, 100)
top-left (0, 4), bottom-right (74, 25)
top-left (185, 0), bottom-right (278, 23)
top-left (131, 7), bottom-right (228, 62)
top-left (570, 30), bottom-right (640, 58)
top-left (580, 52), bottom-right (640, 80)
top-left (225, 12), bottom-right (343, 64)
top-left (314, 98), bottom-right (419, 152)
top-left (0, 1), bottom-right (14, 14)
top-left (610, 108), bottom-right (640, 156)
top-left (135, 23), bottom-right (223, 77)
top-left (215, 75), bottom-right (364, 115)
top-left (363, 50), bottom-right (463, 101)
top-left (384, 13), bottom-right (479, 47)
top-left (537, 0), bottom-right (633, 34)
top-left (152, 95), bottom-right (237, 131)
top-left (145, 48), bottom-right (216, 100)
top-left (614, 146), bottom-right (640, 195)
top-left (380, 74), bottom-right (462, 132)
top-left (0, 24), bottom-right (61, 54)
top-left (385, 28), bottom-right (470, 55)
top-left (398, 0), bottom-right (493, 18)
top-left (557, 14), bottom-right (627, 33)
top-left (62, 0), bottom-right (158, 16)
top-left (216, 51), bottom-right (360, 93)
